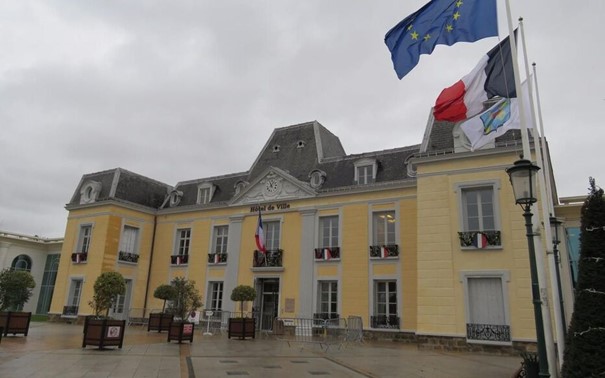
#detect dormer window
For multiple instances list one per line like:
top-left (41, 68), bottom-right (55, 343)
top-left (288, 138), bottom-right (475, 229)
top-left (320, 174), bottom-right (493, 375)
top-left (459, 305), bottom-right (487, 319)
top-left (309, 170), bottom-right (326, 189)
top-left (197, 183), bottom-right (215, 205)
top-left (297, 140), bottom-right (306, 149)
top-left (79, 181), bottom-right (102, 204)
top-left (169, 190), bottom-right (183, 207)
top-left (234, 180), bottom-right (248, 196)
top-left (354, 158), bottom-right (377, 185)
top-left (273, 145), bottom-right (280, 153)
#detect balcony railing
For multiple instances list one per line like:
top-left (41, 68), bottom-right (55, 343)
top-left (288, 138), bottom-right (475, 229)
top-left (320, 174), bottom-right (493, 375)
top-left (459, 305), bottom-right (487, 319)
top-left (314, 247), bottom-right (340, 260)
top-left (313, 312), bottom-right (339, 321)
top-left (369, 244), bottom-right (399, 259)
top-left (466, 323), bottom-right (511, 342)
top-left (71, 252), bottom-right (88, 264)
top-left (253, 249), bottom-right (283, 267)
top-left (62, 305), bottom-right (79, 316)
top-left (458, 231), bottom-right (501, 248)
top-left (118, 251), bottom-right (139, 263)
top-left (208, 253), bottom-right (228, 264)
top-left (370, 315), bottom-right (400, 329)
top-left (171, 254), bottom-right (189, 266)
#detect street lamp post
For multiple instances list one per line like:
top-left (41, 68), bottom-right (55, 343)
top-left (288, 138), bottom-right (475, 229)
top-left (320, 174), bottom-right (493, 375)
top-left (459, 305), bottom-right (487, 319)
top-left (506, 159), bottom-right (550, 378)
top-left (549, 216), bottom-right (567, 340)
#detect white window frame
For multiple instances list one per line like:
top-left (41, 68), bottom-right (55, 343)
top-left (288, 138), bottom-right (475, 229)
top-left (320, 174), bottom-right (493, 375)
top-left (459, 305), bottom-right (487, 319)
top-left (212, 225), bottom-right (229, 254)
top-left (459, 270), bottom-right (511, 345)
top-left (317, 280), bottom-right (338, 317)
top-left (354, 158), bottom-right (377, 185)
top-left (120, 225), bottom-right (140, 255)
top-left (373, 280), bottom-right (398, 318)
top-left (372, 211), bottom-right (396, 246)
top-left (455, 180), bottom-right (501, 233)
top-left (76, 224), bottom-right (93, 254)
top-left (174, 228), bottom-right (191, 256)
top-left (319, 216), bottom-right (339, 249)
top-left (263, 220), bottom-right (281, 251)
top-left (197, 183), bottom-right (215, 205)
top-left (207, 281), bottom-right (224, 311)
top-left (65, 277), bottom-right (84, 317)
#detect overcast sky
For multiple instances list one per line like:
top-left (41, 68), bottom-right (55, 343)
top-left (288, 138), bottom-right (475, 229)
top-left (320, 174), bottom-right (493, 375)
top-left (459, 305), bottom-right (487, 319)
top-left (1, 1), bottom-right (603, 238)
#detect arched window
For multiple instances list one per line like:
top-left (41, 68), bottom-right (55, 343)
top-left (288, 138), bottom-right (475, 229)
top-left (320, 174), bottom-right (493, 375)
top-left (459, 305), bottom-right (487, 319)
top-left (12, 255), bottom-right (32, 272)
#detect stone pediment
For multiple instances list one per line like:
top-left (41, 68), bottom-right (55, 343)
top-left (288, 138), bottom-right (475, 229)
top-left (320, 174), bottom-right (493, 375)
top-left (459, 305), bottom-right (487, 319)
top-left (230, 167), bottom-right (316, 205)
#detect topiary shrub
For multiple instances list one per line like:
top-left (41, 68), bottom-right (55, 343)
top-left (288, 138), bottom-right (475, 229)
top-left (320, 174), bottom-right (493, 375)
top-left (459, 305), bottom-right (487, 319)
top-left (88, 271), bottom-right (126, 318)
top-left (0, 269), bottom-right (36, 312)
top-left (230, 285), bottom-right (256, 318)
top-left (154, 284), bottom-right (177, 313)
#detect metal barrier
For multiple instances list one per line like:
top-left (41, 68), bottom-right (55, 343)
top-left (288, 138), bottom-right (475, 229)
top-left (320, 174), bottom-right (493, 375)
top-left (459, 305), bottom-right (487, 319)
top-left (273, 317), bottom-right (348, 351)
top-left (345, 315), bottom-right (364, 344)
top-left (127, 308), bottom-right (158, 327)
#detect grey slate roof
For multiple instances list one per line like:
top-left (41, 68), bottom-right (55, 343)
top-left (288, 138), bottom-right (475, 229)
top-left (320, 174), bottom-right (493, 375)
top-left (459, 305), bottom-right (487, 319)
top-left (69, 116), bottom-right (525, 211)
top-left (68, 168), bottom-right (171, 209)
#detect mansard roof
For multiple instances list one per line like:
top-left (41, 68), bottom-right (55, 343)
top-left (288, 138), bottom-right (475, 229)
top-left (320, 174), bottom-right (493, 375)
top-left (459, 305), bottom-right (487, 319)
top-left (67, 168), bottom-right (171, 210)
top-left (71, 114), bottom-right (534, 212)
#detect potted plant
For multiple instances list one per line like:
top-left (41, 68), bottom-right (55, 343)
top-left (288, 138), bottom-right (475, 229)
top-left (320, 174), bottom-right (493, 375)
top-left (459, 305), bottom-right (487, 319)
top-left (166, 277), bottom-right (202, 343)
top-left (82, 271), bottom-right (127, 349)
top-left (148, 284), bottom-right (177, 332)
top-left (228, 285), bottom-right (257, 339)
top-left (0, 269), bottom-right (35, 337)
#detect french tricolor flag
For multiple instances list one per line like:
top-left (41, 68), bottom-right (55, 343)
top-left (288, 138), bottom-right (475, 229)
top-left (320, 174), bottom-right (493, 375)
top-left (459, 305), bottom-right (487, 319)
top-left (255, 209), bottom-right (266, 254)
top-left (433, 31), bottom-right (516, 122)
top-left (323, 248), bottom-right (332, 260)
top-left (214, 253), bottom-right (220, 264)
top-left (473, 233), bottom-right (489, 249)
top-left (380, 246), bottom-right (389, 259)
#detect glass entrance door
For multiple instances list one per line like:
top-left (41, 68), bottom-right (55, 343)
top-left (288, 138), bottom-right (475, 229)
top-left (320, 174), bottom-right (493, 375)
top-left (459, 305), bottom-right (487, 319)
top-left (257, 279), bottom-right (279, 331)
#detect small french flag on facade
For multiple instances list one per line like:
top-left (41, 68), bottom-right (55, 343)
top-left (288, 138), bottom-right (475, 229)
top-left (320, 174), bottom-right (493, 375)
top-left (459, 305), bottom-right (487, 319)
top-left (473, 232), bottom-right (489, 249)
top-left (176, 255), bottom-right (182, 265)
top-left (323, 248), bottom-right (332, 260)
top-left (380, 246), bottom-right (389, 258)
top-left (214, 253), bottom-right (220, 264)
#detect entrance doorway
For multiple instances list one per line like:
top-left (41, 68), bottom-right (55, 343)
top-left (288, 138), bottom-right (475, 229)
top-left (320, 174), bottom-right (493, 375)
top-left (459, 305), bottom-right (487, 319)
top-left (255, 278), bottom-right (279, 331)
top-left (109, 279), bottom-right (132, 320)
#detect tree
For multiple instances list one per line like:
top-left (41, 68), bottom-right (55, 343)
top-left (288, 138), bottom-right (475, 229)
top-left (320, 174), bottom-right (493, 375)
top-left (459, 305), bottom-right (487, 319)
top-left (0, 269), bottom-right (36, 312)
top-left (230, 285), bottom-right (256, 317)
top-left (167, 277), bottom-right (202, 321)
top-left (154, 284), bottom-right (177, 313)
top-left (562, 178), bottom-right (605, 377)
top-left (88, 271), bottom-right (126, 317)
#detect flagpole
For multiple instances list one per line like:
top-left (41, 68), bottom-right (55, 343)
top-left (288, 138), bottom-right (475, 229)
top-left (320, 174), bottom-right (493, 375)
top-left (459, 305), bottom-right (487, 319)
top-left (505, 3), bottom-right (551, 377)
top-left (534, 60), bottom-right (571, 343)
top-left (519, 18), bottom-right (563, 374)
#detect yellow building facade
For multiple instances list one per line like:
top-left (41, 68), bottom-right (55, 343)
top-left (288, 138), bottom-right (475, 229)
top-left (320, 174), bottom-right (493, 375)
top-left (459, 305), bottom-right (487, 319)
top-left (48, 120), bottom-right (578, 351)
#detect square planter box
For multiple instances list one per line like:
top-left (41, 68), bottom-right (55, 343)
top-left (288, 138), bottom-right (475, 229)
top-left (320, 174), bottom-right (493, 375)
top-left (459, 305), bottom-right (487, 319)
top-left (167, 321), bottom-right (195, 343)
top-left (0, 311), bottom-right (32, 337)
top-left (82, 317), bottom-right (126, 349)
top-left (148, 313), bottom-right (174, 332)
top-left (228, 318), bottom-right (256, 339)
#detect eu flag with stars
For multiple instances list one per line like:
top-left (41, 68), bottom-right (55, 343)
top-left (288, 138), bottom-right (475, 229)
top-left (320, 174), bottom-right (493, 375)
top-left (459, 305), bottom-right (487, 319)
top-left (385, 0), bottom-right (498, 79)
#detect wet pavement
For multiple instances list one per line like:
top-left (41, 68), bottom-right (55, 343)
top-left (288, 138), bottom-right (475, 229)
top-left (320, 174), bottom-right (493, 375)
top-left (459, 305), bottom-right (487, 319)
top-left (0, 322), bottom-right (522, 377)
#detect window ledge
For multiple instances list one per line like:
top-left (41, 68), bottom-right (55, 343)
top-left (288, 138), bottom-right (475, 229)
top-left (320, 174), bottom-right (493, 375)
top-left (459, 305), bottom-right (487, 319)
top-left (466, 339), bottom-right (512, 346)
top-left (251, 267), bottom-right (284, 273)
top-left (118, 260), bottom-right (138, 266)
top-left (460, 246), bottom-right (503, 251)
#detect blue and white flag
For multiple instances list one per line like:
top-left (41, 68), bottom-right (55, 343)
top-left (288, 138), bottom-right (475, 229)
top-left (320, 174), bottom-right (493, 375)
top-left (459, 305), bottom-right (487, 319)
top-left (460, 80), bottom-right (533, 151)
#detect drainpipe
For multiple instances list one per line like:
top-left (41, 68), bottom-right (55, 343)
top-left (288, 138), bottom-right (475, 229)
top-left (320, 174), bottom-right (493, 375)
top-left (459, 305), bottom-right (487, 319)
top-left (143, 213), bottom-right (158, 318)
